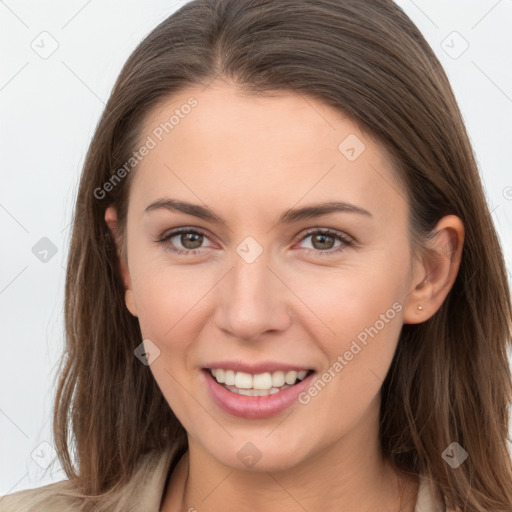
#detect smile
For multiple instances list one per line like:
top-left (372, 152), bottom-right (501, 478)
top-left (209, 368), bottom-right (313, 396)
top-left (203, 366), bottom-right (317, 419)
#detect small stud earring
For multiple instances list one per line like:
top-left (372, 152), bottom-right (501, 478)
top-left (417, 305), bottom-right (423, 310)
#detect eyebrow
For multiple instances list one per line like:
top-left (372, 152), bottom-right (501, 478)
top-left (144, 198), bottom-right (372, 224)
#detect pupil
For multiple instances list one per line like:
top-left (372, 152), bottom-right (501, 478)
top-left (182, 233), bottom-right (203, 249)
top-left (313, 234), bottom-right (334, 250)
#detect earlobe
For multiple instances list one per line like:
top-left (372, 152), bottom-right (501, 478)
top-left (124, 289), bottom-right (138, 317)
top-left (403, 215), bottom-right (464, 324)
top-left (105, 206), bottom-right (138, 317)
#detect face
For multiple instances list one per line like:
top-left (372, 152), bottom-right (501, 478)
top-left (111, 81), bottom-right (423, 472)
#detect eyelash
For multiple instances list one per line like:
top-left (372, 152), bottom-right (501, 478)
top-left (157, 227), bottom-right (354, 257)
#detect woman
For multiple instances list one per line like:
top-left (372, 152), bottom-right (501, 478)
top-left (1, 0), bottom-right (511, 510)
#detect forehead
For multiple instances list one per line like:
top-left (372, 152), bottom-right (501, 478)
top-left (129, 82), bottom-right (407, 224)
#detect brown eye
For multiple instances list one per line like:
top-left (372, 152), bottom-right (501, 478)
top-left (158, 228), bottom-right (213, 255)
top-left (179, 232), bottom-right (204, 250)
top-left (297, 229), bottom-right (353, 256)
top-left (310, 233), bottom-right (335, 250)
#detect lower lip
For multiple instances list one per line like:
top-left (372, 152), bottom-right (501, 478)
top-left (203, 369), bottom-right (315, 419)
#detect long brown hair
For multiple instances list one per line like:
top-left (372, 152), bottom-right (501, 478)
top-left (52, 0), bottom-right (512, 510)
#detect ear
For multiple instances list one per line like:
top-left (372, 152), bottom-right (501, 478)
top-left (403, 215), bottom-right (464, 324)
top-left (104, 206), bottom-right (138, 317)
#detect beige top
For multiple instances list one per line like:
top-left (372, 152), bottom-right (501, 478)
top-left (0, 444), bottom-right (456, 511)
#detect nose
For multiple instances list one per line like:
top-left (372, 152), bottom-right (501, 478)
top-left (214, 249), bottom-right (292, 342)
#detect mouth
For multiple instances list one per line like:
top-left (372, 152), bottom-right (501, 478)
top-left (206, 368), bottom-right (315, 396)
top-left (202, 366), bottom-right (317, 419)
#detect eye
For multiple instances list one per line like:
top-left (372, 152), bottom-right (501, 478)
top-left (295, 228), bottom-right (353, 256)
top-left (157, 227), bottom-right (354, 257)
top-left (157, 227), bottom-right (214, 255)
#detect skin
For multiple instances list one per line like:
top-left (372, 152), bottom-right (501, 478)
top-left (105, 80), bottom-right (464, 511)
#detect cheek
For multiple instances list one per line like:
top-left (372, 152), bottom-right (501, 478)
top-left (287, 247), bottom-right (409, 411)
top-left (129, 256), bottom-right (220, 364)
top-left (129, 264), bottom-right (212, 432)
top-left (289, 252), bottom-right (408, 356)
top-left (289, 272), bottom-right (406, 446)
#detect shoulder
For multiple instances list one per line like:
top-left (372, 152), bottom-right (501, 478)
top-left (0, 479), bottom-right (80, 512)
top-left (0, 443), bottom-right (185, 512)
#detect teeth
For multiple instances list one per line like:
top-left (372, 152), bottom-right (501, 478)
top-left (209, 368), bottom-right (311, 391)
top-left (226, 384), bottom-right (292, 396)
top-left (285, 371), bottom-right (298, 385)
top-left (272, 371), bottom-right (285, 387)
top-left (224, 370), bottom-right (236, 385)
top-left (253, 372), bottom-right (272, 389)
top-left (234, 371), bottom-right (253, 389)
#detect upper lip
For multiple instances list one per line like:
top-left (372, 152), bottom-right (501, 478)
top-left (203, 361), bottom-right (314, 374)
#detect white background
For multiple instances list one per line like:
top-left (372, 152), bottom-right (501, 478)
top-left (1, 0), bottom-right (511, 494)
